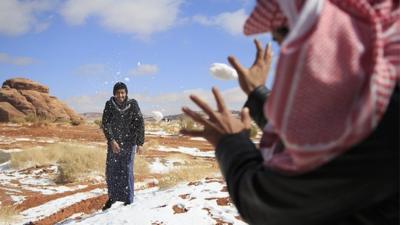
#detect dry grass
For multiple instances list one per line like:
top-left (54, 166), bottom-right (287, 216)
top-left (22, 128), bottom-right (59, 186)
top-left (54, 144), bottom-right (106, 184)
top-left (134, 154), bottom-right (151, 178)
top-left (157, 160), bottom-right (219, 189)
top-left (10, 143), bottom-right (106, 184)
top-left (143, 139), bottom-right (160, 151)
top-left (0, 205), bottom-right (20, 225)
top-left (10, 142), bottom-right (152, 184)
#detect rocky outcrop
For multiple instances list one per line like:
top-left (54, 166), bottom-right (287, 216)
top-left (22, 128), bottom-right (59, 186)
top-left (0, 78), bottom-right (82, 124)
top-left (0, 102), bottom-right (25, 122)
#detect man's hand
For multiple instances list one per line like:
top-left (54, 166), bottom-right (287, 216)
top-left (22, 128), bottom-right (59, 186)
top-left (136, 146), bottom-right (143, 154)
top-left (111, 140), bottom-right (121, 154)
top-left (180, 87), bottom-right (252, 147)
top-left (228, 39), bottom-right (273, 95)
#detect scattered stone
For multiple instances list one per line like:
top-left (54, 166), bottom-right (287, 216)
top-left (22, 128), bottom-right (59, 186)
top-left (172, 204), bottom-right (188, 214)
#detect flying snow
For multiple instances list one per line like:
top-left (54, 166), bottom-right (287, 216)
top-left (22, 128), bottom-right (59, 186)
top-left (151, 111), bottom-right (164, 122)
top-left (209, 63), bottom-right (238, 80)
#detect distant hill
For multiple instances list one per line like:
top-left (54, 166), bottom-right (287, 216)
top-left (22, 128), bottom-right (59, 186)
top-left (80, 112), bottom-right (102, 121)
top-left (81, 110), bottom-right (242, 122)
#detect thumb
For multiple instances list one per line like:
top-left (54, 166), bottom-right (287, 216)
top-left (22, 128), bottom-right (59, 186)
top-left (241, 107), bottom-right (251, 129)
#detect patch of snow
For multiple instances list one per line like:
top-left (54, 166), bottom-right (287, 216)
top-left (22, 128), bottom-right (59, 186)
top-left (18, 188), bottom-right (107, 225)
top-left (149, 158), bottom-right (174, 174)
top-left (145, 131), bottom-right (171, 136)
top-left (22, 185), bottom-right (90, 195)
top-left (59, 179), bottom-right (245, 225)
top-left (10, 194), bottom-right (26, 204)
top-left (14, 137), bottom-right (32, 142)
top-left (1, 148), bottom-right (23, 153)
top-left (0, 161), bottom-right (10, 171)
top-left (190, 137), bottom-right (207, 141)
top-left (157, 146), bottom-right (215, 158)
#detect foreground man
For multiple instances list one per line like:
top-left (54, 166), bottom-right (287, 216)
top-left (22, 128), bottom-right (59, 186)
top-left (181, 0), bottom-right (399, 224)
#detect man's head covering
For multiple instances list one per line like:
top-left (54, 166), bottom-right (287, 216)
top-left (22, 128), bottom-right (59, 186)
top-left (113, 82), bottom-right (128, 95)
top-left (245, 0), bottom-right (400, 174)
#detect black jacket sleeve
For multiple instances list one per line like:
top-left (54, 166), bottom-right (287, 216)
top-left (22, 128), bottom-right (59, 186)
top-left (215, 87), bottom-right (399, 225)
top-left (215, 131), bottom-right (398, 225)
top-left (132, 100), bottom-right (144, 146)
top-left (102, 101), bottom-right (114, 142)
top-left (244, 85), bottom-right (270, 129)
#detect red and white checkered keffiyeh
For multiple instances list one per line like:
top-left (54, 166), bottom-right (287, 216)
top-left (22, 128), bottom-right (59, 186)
top-left (244, 0), bottom-right (400, 174)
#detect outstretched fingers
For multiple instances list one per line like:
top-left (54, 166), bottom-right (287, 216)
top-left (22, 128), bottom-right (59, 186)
top-left (264, 42), bottom-right (273, 64)
top-left (181, 107), bottom-right (221, 132)
top-left (212, 87), bottom-right (227, 114)
top-left (253, 39), bottom-right (264, 66)
top-left (189, 95), bottom-right (218, 122)
top-left (228, 55), bottom-right (246, 77)
top-left (241, 107), bottom-right (251, 129)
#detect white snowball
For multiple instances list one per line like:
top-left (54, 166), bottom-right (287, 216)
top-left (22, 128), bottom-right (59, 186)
top-left (209, 63), bottom-right (238, 80)
top-left (151, 111), bottom-right (164, 122)
top-left (124, 77), bottom-right (130, 82)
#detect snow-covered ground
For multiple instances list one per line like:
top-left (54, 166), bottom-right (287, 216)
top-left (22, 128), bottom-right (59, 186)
top-left (59, 179), bottom-right (246, 225)
top-left (157, 146), bottom-right (215, 158)
top-left (17, 188), bottom-right (107, 225)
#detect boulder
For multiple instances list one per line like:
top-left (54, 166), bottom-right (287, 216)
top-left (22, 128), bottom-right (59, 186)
top-left (0, 78), bottom-right (82, 124)
top-left (2, 77), bottom-right (49, 93)
top-left (0, 102), bottom-right (25, 122)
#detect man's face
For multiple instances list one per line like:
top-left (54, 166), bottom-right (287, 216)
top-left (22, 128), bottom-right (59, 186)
top-left (114, 89), bottom-right (127, 104)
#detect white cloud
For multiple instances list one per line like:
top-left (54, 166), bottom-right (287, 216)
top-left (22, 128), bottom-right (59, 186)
top-left (130, 64), bottom-right (159, 76)
top-left (193, 9), bottom-right (247, 35)
top-left (76, 63), bottom-right (107, 76)
top-left (0, 0), bottom-right (55, 36)
top-left (0, 52), bottom-right (35, 66)
top-left (66, 87), bottom-right (247, 115)
top-left (60, 0), bottom-right (183, 38)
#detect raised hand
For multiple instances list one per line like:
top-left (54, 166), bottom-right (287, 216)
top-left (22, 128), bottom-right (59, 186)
top-left (180, 87), bottom-right (252, 147)
top-left (228, 39), bottom-right (273, 95)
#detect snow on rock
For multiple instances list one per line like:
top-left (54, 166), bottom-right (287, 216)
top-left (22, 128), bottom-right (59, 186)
top-left (59, 179), bottom-right (246, 225)
top-left (157, 146), bottom-right (215, 158)
top-left (209, 63), bottom-right (238, 80)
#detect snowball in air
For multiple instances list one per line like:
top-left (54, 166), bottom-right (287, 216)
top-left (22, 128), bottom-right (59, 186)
top-left (209, 63), bottom-right (238, 80)
top-left (151, 111), bottom-right (164, 122)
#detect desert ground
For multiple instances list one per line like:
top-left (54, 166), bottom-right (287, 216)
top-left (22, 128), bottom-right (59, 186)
top-left (0, 120), bottom-right (255, 225)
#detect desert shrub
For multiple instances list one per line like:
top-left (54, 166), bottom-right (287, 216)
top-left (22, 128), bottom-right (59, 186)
top-left (94, 119), bottom-right (102, 128)
top-left (134, 154), bottom-right (151, 178)
top-left (143, 139), bottom-right (160, 151)
top-left (24, 113), bottom-right (38, 123)
top-left (70, 119), bottom-right (82, 126)
top-left (0, 205), bottom-right (20, 225)
top-left (10, 143), bottom-right (106, 184)
top-left (179, 116), bottom-right (195, 130)
top-left (9, 117), bottom-right (25, 124)
top-left (157, 161), bottom-right (219, 189)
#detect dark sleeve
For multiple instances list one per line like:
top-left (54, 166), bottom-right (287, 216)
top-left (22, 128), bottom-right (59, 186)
top-left (243, 85), bottom-right (270, 129)
top-left (102, 101), bottom-right (114, 142)
top-left (215, 118), bottom-right (398, 225)
top-left (132, 100), bottom-right (144, 146)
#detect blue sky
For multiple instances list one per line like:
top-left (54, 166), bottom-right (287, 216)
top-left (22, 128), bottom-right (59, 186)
top-left (0, 0), bottom-right (278, 115)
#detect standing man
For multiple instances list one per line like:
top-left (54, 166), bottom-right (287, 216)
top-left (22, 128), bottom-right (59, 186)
top-left (101, 82), bottom-right (144, 210)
